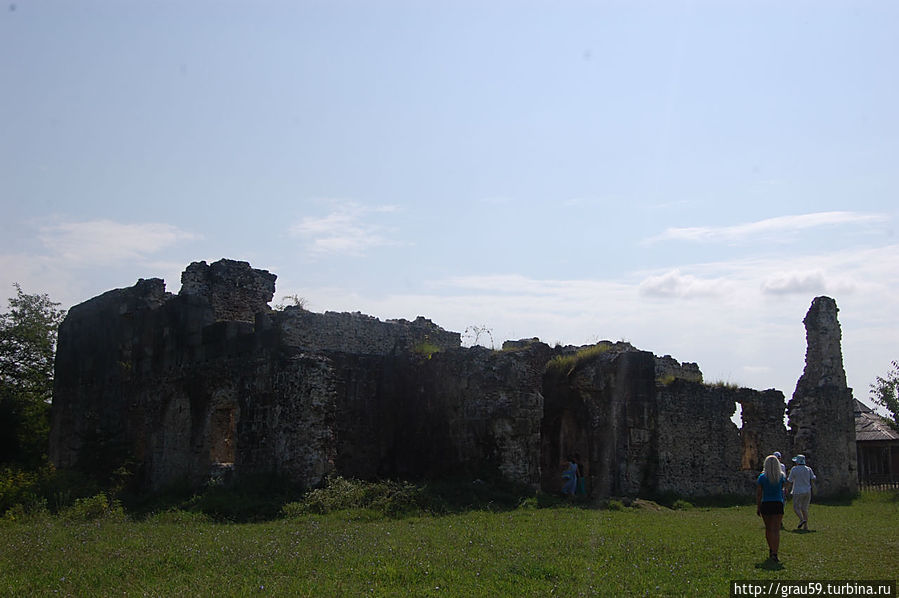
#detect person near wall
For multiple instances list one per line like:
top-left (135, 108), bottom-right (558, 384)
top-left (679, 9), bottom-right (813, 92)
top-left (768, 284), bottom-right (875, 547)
top-left (773, 451), bottom-right (787, 495)
top-left (757, 454), bottom-right (786, 562)
top-left (773, 450), bottom-right (788, 528)
top-left (561, 455), bottom-right (578, 500)
top-left (787, 454), bottom-right (816, 530)
top-left (574, 453), bottom-right (587, 498)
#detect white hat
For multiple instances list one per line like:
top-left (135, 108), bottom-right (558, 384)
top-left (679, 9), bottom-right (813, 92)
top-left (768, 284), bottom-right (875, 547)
top-left (792, 454), bottom-right (806, 465)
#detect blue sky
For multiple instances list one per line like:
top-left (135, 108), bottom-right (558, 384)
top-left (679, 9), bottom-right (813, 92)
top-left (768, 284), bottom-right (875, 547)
top-left (2, 1), bottom-right (897, 408)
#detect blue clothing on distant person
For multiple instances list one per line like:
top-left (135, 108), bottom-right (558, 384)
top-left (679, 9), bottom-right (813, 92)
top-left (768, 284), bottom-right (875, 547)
top-left (757, 472), bottom-right (785, 503)
top-left (561, 461), bottom-right (578, 495)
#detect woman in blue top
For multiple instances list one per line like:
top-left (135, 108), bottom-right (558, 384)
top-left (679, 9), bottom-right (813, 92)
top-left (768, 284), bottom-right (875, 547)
top-left (561, 456), bottom-right (578, 499)
top-left (756, 454), bottom-right (786, 562)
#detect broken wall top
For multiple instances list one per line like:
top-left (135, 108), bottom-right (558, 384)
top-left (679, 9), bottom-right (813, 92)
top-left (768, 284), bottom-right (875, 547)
top-left (180, 259), bottom-right (276, 323)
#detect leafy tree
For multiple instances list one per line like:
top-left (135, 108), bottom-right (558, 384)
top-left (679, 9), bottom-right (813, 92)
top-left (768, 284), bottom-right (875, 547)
top-left (0, 284), bottom-right (66, 467)
top-left (869, 360), bottom-right (899, 430)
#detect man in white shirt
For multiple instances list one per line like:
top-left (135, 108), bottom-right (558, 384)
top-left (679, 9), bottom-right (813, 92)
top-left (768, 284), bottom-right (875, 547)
top-left (787, 454), bottom-right (817, 530)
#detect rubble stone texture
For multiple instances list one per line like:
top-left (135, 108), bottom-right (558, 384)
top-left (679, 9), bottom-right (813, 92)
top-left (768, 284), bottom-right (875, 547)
top-left (49, 261), bottom-right (857, 498)
top-left (787, 296), bottom-right (858, 496)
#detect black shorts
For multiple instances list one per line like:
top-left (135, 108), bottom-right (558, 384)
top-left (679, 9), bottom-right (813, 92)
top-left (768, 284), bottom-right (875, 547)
top-left (759, 501), bottom-right (784, 516)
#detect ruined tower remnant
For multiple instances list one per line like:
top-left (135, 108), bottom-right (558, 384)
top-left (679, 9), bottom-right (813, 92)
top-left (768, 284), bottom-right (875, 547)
top-left (180, 258), bottom-right (277, 323)
top-left (787, 296), bottom-right (857, 496)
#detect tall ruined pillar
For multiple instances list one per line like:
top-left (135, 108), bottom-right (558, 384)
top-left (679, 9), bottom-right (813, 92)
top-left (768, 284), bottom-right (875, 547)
top-left (786, 296), bottom-right (857, 496)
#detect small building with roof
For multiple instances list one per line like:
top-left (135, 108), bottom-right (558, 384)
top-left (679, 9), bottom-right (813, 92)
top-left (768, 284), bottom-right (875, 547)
top-left (855, 400), bottom-right (899, 486)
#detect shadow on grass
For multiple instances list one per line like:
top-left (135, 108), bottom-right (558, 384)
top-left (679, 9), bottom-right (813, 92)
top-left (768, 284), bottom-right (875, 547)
top-left (650, 491), bottom-right (754, 509)
top-left (813, 493), bottom-right (857, 507)
top-left (789, 528), bottom-right (817, 535)
top-left (755, 559), bottom-right (785, 571)
top-left (34, 468), bottom-right (829, 523)
top-left (122, 473), bottom-right (305, 523)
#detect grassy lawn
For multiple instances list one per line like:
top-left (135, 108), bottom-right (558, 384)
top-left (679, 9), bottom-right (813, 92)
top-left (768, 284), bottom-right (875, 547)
top-left (1, 492), bottom-right (896, 597)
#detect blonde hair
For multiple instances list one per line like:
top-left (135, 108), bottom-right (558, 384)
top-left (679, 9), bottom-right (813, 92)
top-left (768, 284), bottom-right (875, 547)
top-left (763, 455), bottom-right (783, 483)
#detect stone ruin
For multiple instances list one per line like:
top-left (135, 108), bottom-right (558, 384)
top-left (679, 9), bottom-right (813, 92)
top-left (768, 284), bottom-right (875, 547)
top-left (48, 259), bottom-right (858, 498)
top-left (787, 296), bottom-right (858, 494)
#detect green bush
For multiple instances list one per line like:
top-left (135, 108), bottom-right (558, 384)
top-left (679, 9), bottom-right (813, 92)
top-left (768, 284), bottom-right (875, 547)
top-left (183, 479), bottom-right (299, 522)
top-left (2, 498), bottom-right (49, 522)
top-left (60, 493), bottom-right (125, 522)
top-left (517, 496), bottom-right (539, 510)
top-left (286, 476), bottom-right (429, 518)
top-left (0, 466), bottom-right (42, 515)
top-left (143, 508), bottom-right (213, 525)
top-left (672, 499), bottom-right (693, 510)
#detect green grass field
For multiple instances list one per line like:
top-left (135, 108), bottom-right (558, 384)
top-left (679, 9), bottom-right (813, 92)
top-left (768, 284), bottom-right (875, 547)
top-left (1, 492), bottom-right (896, 597)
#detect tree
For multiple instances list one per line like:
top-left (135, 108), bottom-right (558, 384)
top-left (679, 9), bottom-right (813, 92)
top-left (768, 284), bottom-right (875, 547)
top-left (870, 360), bottom-right (899, 431)
top-left (0, 284), bottom-right (66, 467)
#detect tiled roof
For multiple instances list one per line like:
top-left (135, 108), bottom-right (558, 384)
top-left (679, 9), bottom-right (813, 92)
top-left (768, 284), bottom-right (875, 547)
top-left (855, 400), bottom-right (899, 442)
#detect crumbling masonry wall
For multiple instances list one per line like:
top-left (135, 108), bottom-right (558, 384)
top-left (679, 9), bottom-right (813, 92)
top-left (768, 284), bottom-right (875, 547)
top-left (49, 260), bottom-right (857, 498)
top-left (540, 350), bottom-right (788, 499)
top-left (656, 384), bottom-right (787, 496)
top-left (787, 296), bottom-right (858, 496)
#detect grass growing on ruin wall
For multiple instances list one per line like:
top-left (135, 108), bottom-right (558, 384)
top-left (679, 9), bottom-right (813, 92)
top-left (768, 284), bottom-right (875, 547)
top-left (544, 342), bottom-right (613, 376)
top-left (2, 491), bottom-right (896, 596)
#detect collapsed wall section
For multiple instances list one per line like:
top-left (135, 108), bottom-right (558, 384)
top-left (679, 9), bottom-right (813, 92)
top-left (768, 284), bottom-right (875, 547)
top-left (656, 383), bottom-right (786, 496)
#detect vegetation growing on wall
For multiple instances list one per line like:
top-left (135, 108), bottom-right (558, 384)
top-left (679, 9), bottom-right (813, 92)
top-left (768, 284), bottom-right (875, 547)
top-left (544, 342), bottom-right (612, 376)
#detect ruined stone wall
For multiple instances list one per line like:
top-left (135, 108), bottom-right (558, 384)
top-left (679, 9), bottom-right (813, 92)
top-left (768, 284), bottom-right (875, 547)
top-left (278, 309), bottom-right (461, 356)
top-left (655, 355), bottom-right (703, 384)
top-left (50, 277), bottom-right (176, 474)
top-left (656, 383), bottom-right (787, 496)
top-left (50, 260), bottom-right (859, 500)
top-left (656, 382), bottom-right (745, 496)
top-left (738, 388), bottom-right (789, 472)
top-left (50, 259), bottom-right (528, 491)
top-left (180, 259), bottom-right (276, 323)
top-left (401, 345), bottom-right (546, 486)
top-left (326, 344), bottom-right (547, 487)
top-left (50, 261), bottom-right (336, 490)
top-left (787, 296), bottom-right (857, 496)
top-left (541, 350), bottom-right (658, 498)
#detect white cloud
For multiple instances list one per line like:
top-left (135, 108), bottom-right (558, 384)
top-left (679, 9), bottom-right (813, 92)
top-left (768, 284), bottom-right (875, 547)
top-left (638, 269), bottom-right (726, 298)
top-left (759, 270), bottom-right (859, 296)
top-left (646, 211), bottom-right (887, 244)
top-left (38, 220), bottom-right (200, 266)
top-left (0, 220), bottom-right (201, 309)
top-left (289, 201), bottom-right (404, 257)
